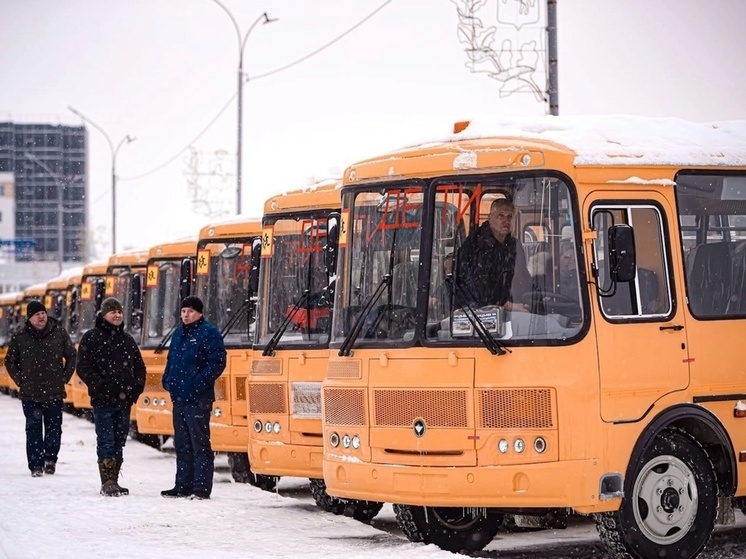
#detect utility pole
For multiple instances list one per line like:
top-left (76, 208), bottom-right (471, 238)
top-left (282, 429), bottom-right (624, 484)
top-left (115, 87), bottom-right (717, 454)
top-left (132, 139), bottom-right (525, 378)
top-left (547, 0), bottom-right (559, 115)
top-left (212, 1), bottom-right (277, 215)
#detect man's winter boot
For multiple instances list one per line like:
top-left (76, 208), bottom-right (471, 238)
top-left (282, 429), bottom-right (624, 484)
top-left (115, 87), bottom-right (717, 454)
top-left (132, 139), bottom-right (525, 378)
top-left (98, 458), bottom-right (121, 497)
top-left (114, 459), bottom-right (129, 495)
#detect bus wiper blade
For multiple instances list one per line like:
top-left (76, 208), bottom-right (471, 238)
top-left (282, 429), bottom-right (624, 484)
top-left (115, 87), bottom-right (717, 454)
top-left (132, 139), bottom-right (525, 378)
top-left (447, 276), bottom-right (507, 356)
top-left (263, 290), bottom-right (310, 357)
top-left (338, 274), bottom-right (391, 357)
top-left (154, 323), bottom-right (177, 354)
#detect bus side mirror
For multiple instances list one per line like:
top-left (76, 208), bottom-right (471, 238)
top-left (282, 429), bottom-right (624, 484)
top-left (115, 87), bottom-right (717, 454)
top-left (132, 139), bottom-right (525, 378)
top-left (94, 281), bottom-right (106, 311)
top-left (608, 224), bottom-right (636, 283)
top-left (325, 213), bottom-right (340, 276)
top-left (132, 273), bottom-right (143, 309)
top-left (249, 238), bottom-right (261, 294)
top-left (180, 258), bottom-right (194, 301)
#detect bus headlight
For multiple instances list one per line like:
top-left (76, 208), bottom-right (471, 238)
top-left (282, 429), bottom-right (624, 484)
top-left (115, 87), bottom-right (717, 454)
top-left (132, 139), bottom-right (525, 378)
top-left (143, 397), bottom-right (150, 406)
top-left (264, 421), bottom-right (272, 433)
top-left (329, 432), bottom-right (340, 448)
top-left (534, 437), bottom-right (547, 453)
top-left (514, 438), bottom-right (526, 453)
top-left (160, 398), bottom-right (167, 406)
top-left (498, 439), bottom-right (509, 454)
top-left (213, 407), bottom-right (222, 418)
top-left (351, 435), bottom-right (361, 449)
top-left (253, 420), bottom-right (263, 433)
top-left (342, 434), bottom-right (351, 448)
top-left (273, 422), bottom-right (281, 434)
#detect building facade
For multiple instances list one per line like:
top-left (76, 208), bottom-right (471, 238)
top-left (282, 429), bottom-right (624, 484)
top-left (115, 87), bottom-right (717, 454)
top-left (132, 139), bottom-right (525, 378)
top-left (0, 122), bottom-right (88, 268)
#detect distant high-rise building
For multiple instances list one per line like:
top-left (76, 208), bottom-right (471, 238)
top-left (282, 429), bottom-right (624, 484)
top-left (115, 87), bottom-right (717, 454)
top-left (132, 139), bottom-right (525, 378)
top-left (0, 122), bottom-right (88, 264)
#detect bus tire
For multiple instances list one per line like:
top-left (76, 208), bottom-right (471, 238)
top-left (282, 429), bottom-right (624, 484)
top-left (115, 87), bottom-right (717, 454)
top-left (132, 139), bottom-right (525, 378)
top-left (736, 497), bottom-right (746, 516)
top-left (309, 478), bottom-right (347, 515)
top-left (594, 429), bottom-right (717, 559)
top-left (393, 504), bottom-right (502, 553)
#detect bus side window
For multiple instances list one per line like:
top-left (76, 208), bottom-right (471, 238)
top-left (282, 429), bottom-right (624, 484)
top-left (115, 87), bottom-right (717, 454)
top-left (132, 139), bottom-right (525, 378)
top-left (592, 204), bottom-right (671, 319)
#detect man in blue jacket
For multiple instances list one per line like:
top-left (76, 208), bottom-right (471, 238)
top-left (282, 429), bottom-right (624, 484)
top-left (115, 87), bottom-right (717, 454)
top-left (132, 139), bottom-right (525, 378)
top-left (161, 296), bottom-right (226, 500)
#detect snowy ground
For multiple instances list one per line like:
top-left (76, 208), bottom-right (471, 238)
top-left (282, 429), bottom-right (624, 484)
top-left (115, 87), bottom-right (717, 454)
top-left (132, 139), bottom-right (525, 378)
top-left (0, 394), bottom-right (744, 559)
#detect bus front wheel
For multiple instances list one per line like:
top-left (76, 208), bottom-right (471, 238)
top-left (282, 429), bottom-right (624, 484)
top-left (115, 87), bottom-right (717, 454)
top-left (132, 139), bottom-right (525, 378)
top-left (594, 429), bottom-right (717, 559)
top-left (227, 452), bottom-right (278, 491)
top-left (393, 504), bottom-right (502, 553)
top-left (308, 478), bottom-right (383, 521)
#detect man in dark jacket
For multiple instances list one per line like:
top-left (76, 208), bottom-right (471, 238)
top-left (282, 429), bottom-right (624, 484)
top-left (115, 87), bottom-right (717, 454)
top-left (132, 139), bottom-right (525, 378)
top-left (161, 296), bottom-right (226, 500)
top-left (77, 297), bottom-right (146, 497)
top-left (6, 300), bottom-right (76, 477)
top-left (456, 198), bottom-right (533, 310)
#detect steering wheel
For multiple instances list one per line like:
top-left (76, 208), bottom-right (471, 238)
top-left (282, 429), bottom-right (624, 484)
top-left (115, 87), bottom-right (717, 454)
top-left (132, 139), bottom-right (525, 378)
top-left (522, 291), bottom-right (580, 317)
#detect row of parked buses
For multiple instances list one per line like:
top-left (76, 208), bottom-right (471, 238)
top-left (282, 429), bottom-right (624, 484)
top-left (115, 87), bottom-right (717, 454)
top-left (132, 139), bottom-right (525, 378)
top-left (1, 115), bottom-right (746, 559)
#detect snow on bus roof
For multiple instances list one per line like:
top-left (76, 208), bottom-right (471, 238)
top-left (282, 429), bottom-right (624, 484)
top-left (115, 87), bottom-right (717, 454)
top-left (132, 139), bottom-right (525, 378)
top-left (273, 177), bottom-right (342, 199)
top-left (418, 115), bottom-right (746, 167)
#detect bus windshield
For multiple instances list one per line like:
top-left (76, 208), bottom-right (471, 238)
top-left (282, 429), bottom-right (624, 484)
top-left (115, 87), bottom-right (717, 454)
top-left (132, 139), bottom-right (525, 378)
top-left (255, 216), bottom-right (333, 349)
top-left (194, 239), bottom-right (257, 347)
top-left (142, 261), bottom-right (182, 349)
top-left (331, 175), bottom-right (585, 350)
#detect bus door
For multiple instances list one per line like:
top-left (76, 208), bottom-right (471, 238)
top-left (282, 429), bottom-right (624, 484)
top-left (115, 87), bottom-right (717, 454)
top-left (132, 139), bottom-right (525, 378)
top-left (585, 192), bottom-right (689, 423)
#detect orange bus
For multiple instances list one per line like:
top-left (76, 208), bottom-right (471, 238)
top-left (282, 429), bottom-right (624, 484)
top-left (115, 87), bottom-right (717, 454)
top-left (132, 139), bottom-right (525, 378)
top-left (135, 237), bottom-right (197, 440)
top-left (70, 259), bottom-right (109, 415)
top-left (249, 180), bottom-right (378, 517)
top-left (107, 249), bottom-right (150, 438)
top-left (0, 291), bottom-right (21, 394)
top-left (192, 216), bottom-right (271, 485)
top-left (322, 116), bottom-right (746, 556)
top-left (44, 267), bottom-right (84, 409)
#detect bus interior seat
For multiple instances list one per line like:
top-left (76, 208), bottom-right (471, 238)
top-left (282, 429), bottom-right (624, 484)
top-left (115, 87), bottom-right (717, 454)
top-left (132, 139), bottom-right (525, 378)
top-left (687, 242), bottom-right (732, 316)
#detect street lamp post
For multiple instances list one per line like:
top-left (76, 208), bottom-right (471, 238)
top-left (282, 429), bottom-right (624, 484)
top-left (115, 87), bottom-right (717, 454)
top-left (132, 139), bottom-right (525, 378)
top-left (212, 1), bottom-right (277, 215)
top-left (68, 106), bottom-right (134, 254)
top-left (25, 152), bottom-right (82, 274)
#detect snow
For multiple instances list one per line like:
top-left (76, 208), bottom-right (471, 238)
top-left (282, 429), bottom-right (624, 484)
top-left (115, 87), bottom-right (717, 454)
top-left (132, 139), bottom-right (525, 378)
top-left (1, 394), bottom-right (744, 558)
top-left (399, 115), bottom-right (746, 167)
top-left (0, 395), bottom-right (448, 559)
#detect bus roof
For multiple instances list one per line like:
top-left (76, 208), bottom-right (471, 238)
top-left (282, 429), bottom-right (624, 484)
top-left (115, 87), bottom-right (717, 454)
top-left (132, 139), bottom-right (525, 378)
top-left (0, 291), bottom-right (21, 305)
top-left (108, 249), bottom-right (150, 269)
top-left (264, 179), bottom-right (341, 214)
top-left (148, 237), bottom-right (198, 260)
top-left (23, 282), bottom-right (48, 297)
top-left (198, 217), bottom-right (262, 242)
top-left (82, 259), bottom-right (110, 277)
top-left (46, 266), bottom-right (86, 290)
top-left (345, 116), bottom-right (746, 182)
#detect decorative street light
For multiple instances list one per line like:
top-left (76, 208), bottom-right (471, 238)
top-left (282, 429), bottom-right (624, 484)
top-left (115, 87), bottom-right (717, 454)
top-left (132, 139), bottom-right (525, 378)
top-left (24, 152), bottom-right (83, 274)
top-left (212, 1), bottom-right (277, 214)
top-left (68, 106), bottom-right (135, 253)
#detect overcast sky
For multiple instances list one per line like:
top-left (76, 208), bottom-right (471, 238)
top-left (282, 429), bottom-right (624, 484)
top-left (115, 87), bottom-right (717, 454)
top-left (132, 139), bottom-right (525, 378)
top-left (2, 0), bottom-right (745, 257)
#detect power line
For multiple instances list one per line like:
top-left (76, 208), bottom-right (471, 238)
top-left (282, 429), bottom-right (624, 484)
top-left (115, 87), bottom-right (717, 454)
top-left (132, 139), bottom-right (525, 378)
top-left (120, 0), bottom-right (393, 183)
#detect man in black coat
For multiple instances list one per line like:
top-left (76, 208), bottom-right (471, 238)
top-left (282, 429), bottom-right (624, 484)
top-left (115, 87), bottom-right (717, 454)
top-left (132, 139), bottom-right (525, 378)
top-left (456, 198), bottom-right (533, 311)
top-left (77, 297), bottom-right (146, 496)
top-left (6, 300), bottom-right (76, 477)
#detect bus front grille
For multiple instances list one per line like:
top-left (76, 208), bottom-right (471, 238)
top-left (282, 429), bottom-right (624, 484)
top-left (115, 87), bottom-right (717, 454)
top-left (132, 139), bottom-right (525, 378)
top-left (477, 388), bottom-right (554, 429)
top-left (248, 383), bottom-right (286, 414)
top-left (323, 388), bottom-right (366, 426)
top-left (373, 389), bottom-right (468, 428)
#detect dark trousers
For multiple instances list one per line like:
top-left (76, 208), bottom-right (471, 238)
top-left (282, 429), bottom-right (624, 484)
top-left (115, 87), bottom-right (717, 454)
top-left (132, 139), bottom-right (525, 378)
top-left (22, 399), bottom-right (63, 472)
top-left (92, 405), bottom-right (131, 461)
top-left (172, 401), bottom-right (214, 495)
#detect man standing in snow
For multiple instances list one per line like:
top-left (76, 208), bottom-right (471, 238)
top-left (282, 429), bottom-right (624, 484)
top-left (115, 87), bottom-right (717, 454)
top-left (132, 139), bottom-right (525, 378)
top-left (77, 297), bottom-right (146, 497)
top-left (6, 300), bottom-right (76, 477)
top-left (161, 296), bottom-right (226, 500)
